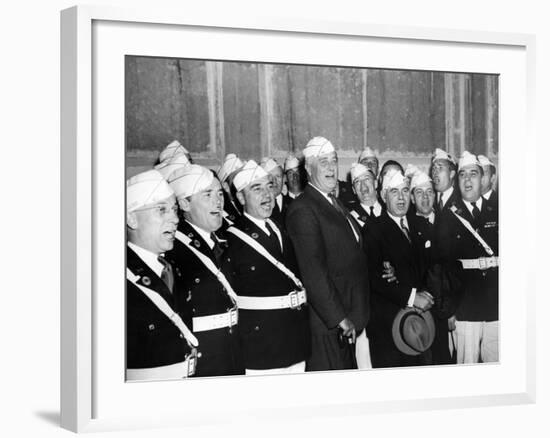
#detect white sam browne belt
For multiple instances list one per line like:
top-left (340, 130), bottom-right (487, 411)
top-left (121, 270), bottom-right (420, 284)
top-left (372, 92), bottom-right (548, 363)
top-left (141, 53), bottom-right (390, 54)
top-left (459, 256), bottom-right (499, 270)
top-left (193, 308), bottom-right (238, 332)
top-left (237, 289), bottom-right (307, 310)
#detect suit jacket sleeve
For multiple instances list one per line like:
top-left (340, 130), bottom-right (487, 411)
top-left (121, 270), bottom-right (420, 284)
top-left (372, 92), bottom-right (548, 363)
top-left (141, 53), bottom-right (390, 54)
top-left (286, 202), bottom-right (346, 329)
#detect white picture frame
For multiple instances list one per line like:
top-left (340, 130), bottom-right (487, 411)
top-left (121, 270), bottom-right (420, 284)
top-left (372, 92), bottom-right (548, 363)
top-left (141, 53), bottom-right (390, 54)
top-left (60, 5), bottom-right (536, 433)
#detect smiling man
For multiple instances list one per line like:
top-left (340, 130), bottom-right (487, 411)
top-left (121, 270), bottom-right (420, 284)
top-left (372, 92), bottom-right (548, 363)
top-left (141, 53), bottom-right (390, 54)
top-left (430, 148), bottom-right (459, 214)
top-left (167, 164), bottom-right (244, 377)
top-left (126, 169), bottom-right (198, 381)
top-left (286, 136), bottom-right (369, 371)
top-left (349, 162), bottom-right (383, 228)
top-left (434, 151), bottom-right (499, 364)
top-left (224, 160), bottom-right (310, 375)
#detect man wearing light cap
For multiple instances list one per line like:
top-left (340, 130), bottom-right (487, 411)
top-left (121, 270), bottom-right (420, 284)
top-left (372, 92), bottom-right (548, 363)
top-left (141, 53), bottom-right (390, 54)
top-left (224, 160), bottom-right (310, 375)
top-left (284, 153), bottom-right (304, 200)
top-left (286, 136), bottom-right (369, 371)
top-left (260, 157), bottom-right (289, 228)
top-left (434, 151), bottom-right (499, 364)
top-left (478, 154), bottom-right (498, 210)
top-left (348, 162), bottom-right (383, 228)
top-left (363, 168), bottom-right (435, 367)
top-left (154, 153), bottom-right (191, 181)
top-left (167, 164), bottom-right (244, 377)
top-left (430, 148), bottom-right (459, 214)
top-left (217, 153), bottom-right (245, 226)
top-left (358, 146), bottom-right (380, 178)
top-left (126, 169), bottom-right (199, 381)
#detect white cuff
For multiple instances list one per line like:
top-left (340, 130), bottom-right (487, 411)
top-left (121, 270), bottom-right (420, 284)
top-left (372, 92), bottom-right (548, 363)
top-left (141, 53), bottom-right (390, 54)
top-left (407, 287), bottom-right (417, 307)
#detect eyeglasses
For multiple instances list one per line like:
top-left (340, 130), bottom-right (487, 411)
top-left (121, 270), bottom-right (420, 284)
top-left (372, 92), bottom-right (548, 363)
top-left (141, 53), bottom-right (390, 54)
top-left (134, 204), bottom-right (178, 217)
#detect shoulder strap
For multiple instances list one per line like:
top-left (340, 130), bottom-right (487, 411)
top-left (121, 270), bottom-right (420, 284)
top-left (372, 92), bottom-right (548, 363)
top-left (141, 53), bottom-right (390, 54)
top-left (226, 226), bottom-right (304, 290)
top-left (349, 209), bottom-right (365, 227)
top-left (175, 231), bottom-right (238, 303)
top-left (126, 268), bottom-right (198, 347)
top-left (450, 206), bottom-right (494, 256)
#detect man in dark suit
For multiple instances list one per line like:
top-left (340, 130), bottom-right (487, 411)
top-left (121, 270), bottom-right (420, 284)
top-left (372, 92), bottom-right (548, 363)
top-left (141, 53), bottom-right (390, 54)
top-left (286, 136), bottom-right (369, 371)
top-left (348, 163), bottom-right (384, 228)
top-left (431, 148), bottom-right (460, 214)
top-left (260, 157), bottom-right (290, 228)
top-left (283, 153), bottom-right (305, 200)
top-left (363, 168), bottom-right (435, 368)
top-left (478, 154), bottom-right (498, 210)
top-left (126, 170), bottom-right (198, 381)
top-left (224, 160), bottom-right (310, 374)
top-left (434, 151), bottom-right (499, 364)
top-left (167, 164), bottom-right (244, 377)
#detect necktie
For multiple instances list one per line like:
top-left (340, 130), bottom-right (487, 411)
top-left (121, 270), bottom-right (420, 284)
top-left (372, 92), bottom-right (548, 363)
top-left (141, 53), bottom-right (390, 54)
top-left (265, 221), bottom-right (282, 254)
top-left (329, 193), bottom-right (362, 246)
top-left (157, 255), bottom-right (174, 293)
top-left (210, 233), bottom-right (224, 266)
top-left (400, 217), bottom-right (411, 243)
top-left (438, 194), bottom-right (443, 211)
top-left (369, 206), bottom-right (375, 217)
top-left (470, 202), bottom-right (482, 228)
top-left (328, 193), bottom-right (347, 218)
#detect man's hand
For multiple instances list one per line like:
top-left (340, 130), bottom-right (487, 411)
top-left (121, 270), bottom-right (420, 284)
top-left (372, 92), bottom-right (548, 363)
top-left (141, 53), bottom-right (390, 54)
top-left (413, 291), bottom-right (434, 312)
top-left (382, 261), bottom-right (398, 283)
top-left (448, 315), bottom-right (456, 332)
top-left (338, 317), bottom-right (356, 343)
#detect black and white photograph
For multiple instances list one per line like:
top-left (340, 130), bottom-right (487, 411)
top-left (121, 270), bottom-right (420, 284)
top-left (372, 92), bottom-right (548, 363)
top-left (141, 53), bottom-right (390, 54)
top-left (125, 56), bottom-right (499, 380)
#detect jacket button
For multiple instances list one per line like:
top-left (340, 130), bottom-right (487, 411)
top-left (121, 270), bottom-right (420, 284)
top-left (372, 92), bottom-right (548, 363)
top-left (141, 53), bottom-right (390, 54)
top-left (148, 324), bottom-right (155, 331)
top-left (254, 326), bottom-right (260, 331)
top-left (179, 333), bottom-right (184, 338)
top-left (251, 266), bottom-right (256, 271)
top-left (195, 278), bottom-right (200, 283)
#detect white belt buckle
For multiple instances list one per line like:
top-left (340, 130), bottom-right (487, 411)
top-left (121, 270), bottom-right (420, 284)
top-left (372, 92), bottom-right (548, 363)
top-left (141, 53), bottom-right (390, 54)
top-left (229, 308), bottom-right (238, 326)
top-left (289, 290), bottom-right (300, 309)
top-left (479, 257), bottom-right (487, 270)
top-left (186, 350), bottom-right (198, 377)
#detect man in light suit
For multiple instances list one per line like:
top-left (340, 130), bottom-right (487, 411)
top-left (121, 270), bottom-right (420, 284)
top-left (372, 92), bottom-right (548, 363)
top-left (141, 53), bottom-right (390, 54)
top-left (286, 136), bottom-right (369, 371)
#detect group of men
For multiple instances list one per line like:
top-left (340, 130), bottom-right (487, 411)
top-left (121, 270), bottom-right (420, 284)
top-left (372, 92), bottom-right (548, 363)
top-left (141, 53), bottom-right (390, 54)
top-left (126, 136), bottom-right (499, 381)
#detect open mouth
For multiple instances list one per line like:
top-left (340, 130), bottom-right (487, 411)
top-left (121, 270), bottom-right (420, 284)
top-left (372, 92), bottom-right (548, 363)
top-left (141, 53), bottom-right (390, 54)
top-left (163, 230), bottom-right (176, 240)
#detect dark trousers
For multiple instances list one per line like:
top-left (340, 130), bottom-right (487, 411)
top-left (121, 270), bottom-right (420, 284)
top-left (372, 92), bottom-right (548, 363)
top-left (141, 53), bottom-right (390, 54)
top-left (306, 331), bottom-right (357, 371)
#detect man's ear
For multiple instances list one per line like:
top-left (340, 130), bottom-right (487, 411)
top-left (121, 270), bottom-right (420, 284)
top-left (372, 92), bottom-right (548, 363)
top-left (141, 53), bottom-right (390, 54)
top-left (410, 192), bottom-right (417, 205)
top-left (235, 190), bottom-right (245, 207)
top-left (450, 169), bottom-right (456, 181)
top-left (490, 173), bottom-right (497, 187)
top-left (127, 211), bottom-right (138, 230)
top-left (178, 196), bottom-right (192, 213)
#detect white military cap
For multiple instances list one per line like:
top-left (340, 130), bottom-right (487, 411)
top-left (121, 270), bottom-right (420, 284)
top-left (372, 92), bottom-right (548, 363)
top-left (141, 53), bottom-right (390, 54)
top-left (284, 153), bottom-right (300, 171)
top-left (350, 162), bottom-right (374, 183)
top-left (458, 150), bottom-right (481, 171)
top-left (260, 157), bottom-right (281, 173)
top-left (382, 168), bottom-right (408, 192)
top-left (217, 153), bottom-right (244, 183)
top-left (303, 136), bottom-right (335, 158)
top-left (154, 153), bottom-right (191, 180)
top-left (410, 171), bottom-right (433, 191)
top-left (127, 169), bottom-right (174, 213)
top-left (358, 147), bottom-right (377, 161)
top-left (477, 154), bottom-right (495, 168)
top-left (432, 148), bottom-right (456, 164)
top-left (169, 164), bottom-right (215, 199)
top-left (158, 140), bottom-right (189, 164)
top-left (233, 160), bottom-right (269, 192)
top-left (404, 163), bottom-right (421, 179)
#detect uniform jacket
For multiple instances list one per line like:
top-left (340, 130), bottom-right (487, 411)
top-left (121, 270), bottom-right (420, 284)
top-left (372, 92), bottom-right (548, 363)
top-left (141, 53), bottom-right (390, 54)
top-left (269, 194), bottom-right (292, 229)
top-left (434, 186), bottom-right (461, 216)
top-left (433, 198), bottom-right (499, 322)
top-left (224, 215), bottom-right (311, 369)
top-left (126, 245), bottom-right (192, 369)
top-left (286, 184), bottom-right (370, 335)
top-left (167, 220), bottom-right (244, 377)
top-left (348, 202), bottom-right (384, 229)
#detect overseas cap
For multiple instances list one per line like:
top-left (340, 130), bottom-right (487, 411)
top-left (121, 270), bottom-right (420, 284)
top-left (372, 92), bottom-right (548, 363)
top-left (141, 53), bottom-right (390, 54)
top-left (350, 162), bottom-right (374, 183)
top-left (154, 153), bottom-right (191, 180)
top-left (458, 150), bottom-right (481, 171)
top-left (158, 140), bottom-right (190, 164)
top-left (303, 136), bottom-right (335, 158)
top-left (169, 164), bottom-right (215, 199)
top-left (382, 168), bottom-right (408, 192)
top-left (477, 154), bottom-right (495, 168)
top-left (127, 169), bottom-right (174, 213)
top-left (410, 171), bottom-right (433, 191)
top-left (358, 147), bottom-right (377, 161)
top-left (233, 160), bottom-right (269, 192)
top-left (284, 153), bottom-right (300, 171)
top-left (432, 148), bottom-right (456, 165)
top-left (404, 163), bottom-right (421, 179)
top-left (260, 157), bottom-right (281, 173)
top-left (217, 153), bottom-right (244, 183)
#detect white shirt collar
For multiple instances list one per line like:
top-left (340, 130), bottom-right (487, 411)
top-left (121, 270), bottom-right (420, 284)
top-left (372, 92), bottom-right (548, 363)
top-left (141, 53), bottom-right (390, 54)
top-left (308, 182), bottom-right (333, 204)
top-left (440, 186), bottom-right (454, 206)
top-left (244, 212), bottom-right (269, 235)
top-left (387, 211), bottom-right (408, 229)
top-left (463, 197), bottom-right (483, 215)
top-left (360, 201), bottom-right (382, 217)
top-left (482, 189), bottom-right (493, 201)
top-left (128, 241), bottom-right (164, 278)
top-left (186, 220), bottom-right (214, 249)
top-left (288, 191), bottom-right (300, 199)
top-left (276, 194), bottom-right (283, 210)
top-left (417, 211), bottom-right (435, 224)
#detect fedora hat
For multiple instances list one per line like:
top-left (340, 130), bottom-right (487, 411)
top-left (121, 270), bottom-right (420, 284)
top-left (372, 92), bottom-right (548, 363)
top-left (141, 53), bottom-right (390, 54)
top-left (392, 307), bottom-right (436, 356)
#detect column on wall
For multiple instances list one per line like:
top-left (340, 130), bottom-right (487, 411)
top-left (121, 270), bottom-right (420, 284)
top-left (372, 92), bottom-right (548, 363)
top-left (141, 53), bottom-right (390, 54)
top-left (206, 61), bottom-right (225, 160)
